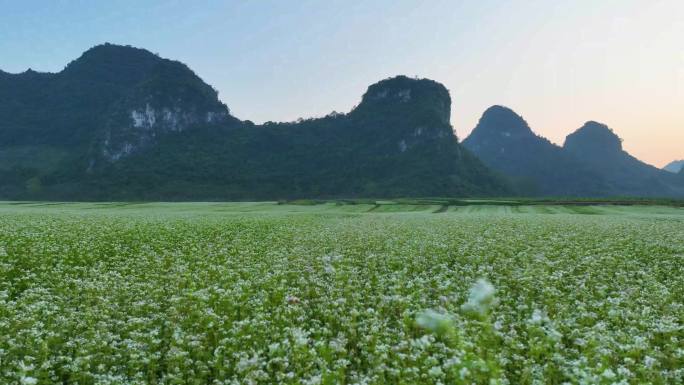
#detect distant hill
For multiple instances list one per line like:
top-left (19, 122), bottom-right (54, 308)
top-left (664, 160), bottom-right (684, 173)
top-left (462, 106), bottom-right (608, 196)
top-left (463, 108), bottom-right (684, 197)
top-left (0, 44), bottom-right (509, 200)
top-left (563, 122), bottom-right (684, 197)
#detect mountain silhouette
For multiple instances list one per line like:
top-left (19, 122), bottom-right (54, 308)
top-left (664, 160), bottom-right (684, 173)
top-left (462, 106), bottom-right (608, 196)
top-left (563, 122), bottom-right (684, 197)
top-left (463, 109), bottom-right (684, 197)
top-left (2, 44), bottom-right (681, 200)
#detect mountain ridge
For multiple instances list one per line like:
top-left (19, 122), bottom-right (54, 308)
top-left (462, 106), bottom-right (609, 196)
top-left (85, 74), bottom-right (510, 200)
top-left (562, 122), bottom-right (684, 197)
top-left (664, 160), bottom-right (684, 173)
top-left (1, 43), bottom-right (681, 199)
top-left (463, 107), bottom-right (683, 197)
top-left (0, 44), bottom-right (510, 200)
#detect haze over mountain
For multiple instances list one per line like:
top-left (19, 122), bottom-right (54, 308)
top-left (663, 160), bottom-right (684, 174)
top-left (562, 122), bottom-right (684, 197)
top-left (461, 106), bottom-right (608, 196)
top-left (464, 107), bottom-right (684, 197)
top-left (0, 44), bottom-right (509, 200)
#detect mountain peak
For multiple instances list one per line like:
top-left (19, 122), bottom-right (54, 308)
top-left (353, 75), bottom-right (451, 125)
top-left (462, 105), bottom-right (610, 196)
top-left (564, 121), bottom-right (622, 154)
top-left (75, 43), bottom-right (160, 64)
top-left (360, 75), bottom-right (449, 101)
top-left (0, 42), bottom-right (232, 161)
top-left (61, 43), bottom-right (167, 84)
top-left (664, 160), bottom-right (684, 173)
top-left (468, 105), bottom-right (534, 140)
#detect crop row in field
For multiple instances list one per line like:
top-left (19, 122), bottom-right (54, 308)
top-left (1, 201), bottom-right (683, 216)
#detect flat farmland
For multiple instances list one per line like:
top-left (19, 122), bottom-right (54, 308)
top-left (1, 202), bottom-right (682, 384)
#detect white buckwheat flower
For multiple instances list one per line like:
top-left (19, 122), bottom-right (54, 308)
top-left (461, 278), bottom-right (497, 316)
top-left (416, 309), bottom-right (454, 336)
top-left (21, 377), bottom-right (38, 385)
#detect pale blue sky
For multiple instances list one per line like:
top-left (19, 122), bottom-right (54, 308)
top-left (1, 0), bottom-right (682, 166)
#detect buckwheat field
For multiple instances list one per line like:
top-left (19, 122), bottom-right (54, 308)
top-left (1, 202), bottom-right (682, 385)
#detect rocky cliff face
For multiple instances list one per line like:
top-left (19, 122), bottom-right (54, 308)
top-left (87, 45), bottom-right (234, 164)
top-left (96, 68), bottom-right (232, 163)
top-left (100, 103), bottom-right (229, 162)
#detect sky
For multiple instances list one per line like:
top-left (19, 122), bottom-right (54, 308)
top-left (1, 0), bottom-right (682, 167)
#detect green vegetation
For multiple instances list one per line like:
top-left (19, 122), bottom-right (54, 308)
top-left (3, 44), bottom-right (683, 200)
top-left (89, 81), bottom-right (509, 200)
top-left (1, 202), bottom-right (682, 384)
top-left (0, 45), bottom-right (509, 201)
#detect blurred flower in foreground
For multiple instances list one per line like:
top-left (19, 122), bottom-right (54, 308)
top-left (416, 309), bottom-right (454, 336)
top-left (20, 377), bottom-right (37, 385)
top-left (460, 278), bottom-right (497, 317)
